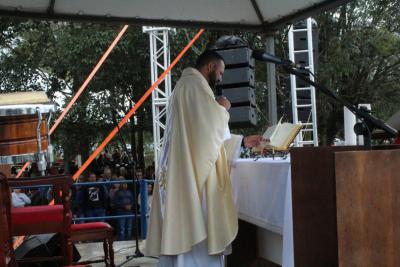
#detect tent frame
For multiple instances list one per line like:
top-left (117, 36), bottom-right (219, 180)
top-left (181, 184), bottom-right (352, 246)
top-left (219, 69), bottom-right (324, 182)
top-left (0, 0), bottom-right (352, 31)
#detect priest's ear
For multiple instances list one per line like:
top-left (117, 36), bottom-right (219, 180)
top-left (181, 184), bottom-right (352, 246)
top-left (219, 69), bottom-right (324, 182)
top-left (207, 61), bottom-right (216, 73)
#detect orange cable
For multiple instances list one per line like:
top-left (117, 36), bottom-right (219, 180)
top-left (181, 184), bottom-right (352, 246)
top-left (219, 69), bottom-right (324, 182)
top-left (13, 25), bottom-right (129, 250)
top-left (13, 28), bottom-right (204, 250)
top-left (73, 28), bottom-right (205, 181)
top-left (49, 25), bottom-right (129, 135)
top-left (16, 162), bottom-right (30, 178)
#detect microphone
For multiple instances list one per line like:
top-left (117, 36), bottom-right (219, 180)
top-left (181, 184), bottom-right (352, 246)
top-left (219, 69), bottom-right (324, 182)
top-left (252, 50), bottom-right (295, 67)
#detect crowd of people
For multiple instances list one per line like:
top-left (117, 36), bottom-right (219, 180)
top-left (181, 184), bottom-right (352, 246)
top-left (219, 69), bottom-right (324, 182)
top-left (11, 149), bottom-right (155, 241)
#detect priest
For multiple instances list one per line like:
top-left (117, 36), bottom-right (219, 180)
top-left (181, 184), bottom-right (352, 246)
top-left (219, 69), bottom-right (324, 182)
top-left (146, 50), bottom-right (262, 266)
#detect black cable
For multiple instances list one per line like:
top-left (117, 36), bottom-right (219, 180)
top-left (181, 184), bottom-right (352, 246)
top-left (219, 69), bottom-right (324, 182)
top-left (296, 65), bottom-right (316, 79)
top-left (110, 109), bottom-right (143, 267)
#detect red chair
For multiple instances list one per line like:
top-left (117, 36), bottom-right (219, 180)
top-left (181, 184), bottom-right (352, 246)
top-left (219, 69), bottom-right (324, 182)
top-left (1, 173), bottom-right (98, 267)
top-left (70, 222), bottom-right (115, 267)
top-left (0, 173), bottom-right (17, 267)
top-left (8, 175), bottom-right (73, 266)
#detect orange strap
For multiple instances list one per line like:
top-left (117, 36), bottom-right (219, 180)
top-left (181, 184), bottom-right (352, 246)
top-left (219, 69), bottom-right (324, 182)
top-left (15, 26), bottom-right (129, 179)
top-left (16, 162), bottom-right (30, 178)
top-left (49, 25), bottom-right (129, 135)
top-left (73, 28), bottom-right (205, 181)
top-left (13, 28), bottom-right (204, 250)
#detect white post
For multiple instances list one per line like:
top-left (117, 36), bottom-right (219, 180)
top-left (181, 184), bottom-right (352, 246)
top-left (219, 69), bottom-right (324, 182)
top-left (343, 107), bottom-right (357, 145)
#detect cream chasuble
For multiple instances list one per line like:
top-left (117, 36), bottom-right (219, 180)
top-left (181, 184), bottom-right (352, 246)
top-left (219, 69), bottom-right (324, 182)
top-left (146, 67), bottom-right (239, 258)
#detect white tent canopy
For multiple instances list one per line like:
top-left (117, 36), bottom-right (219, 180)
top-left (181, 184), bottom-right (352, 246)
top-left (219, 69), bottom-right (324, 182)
top-left (0, 0), bottom-right (351, 30)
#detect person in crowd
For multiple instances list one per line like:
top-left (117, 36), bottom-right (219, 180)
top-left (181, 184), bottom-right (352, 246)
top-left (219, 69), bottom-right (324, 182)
top-left (27, 188), bottom-right (48, 206)
top-left (112, 148), bottom-right (122, 165)
top-left (109, 176), bottom-right (123, 208)
top-left (108, 176), bottom-right (123, 233)
top-left (145, 166), bottom-right (155, 195)
top-left (71, 176), bottom-right (86, 224)
top-left (135, 169), bottom-right (144, 180)
top-left (113, 179), bottom-right (134, 240)
top-left (102, 167), bottom-right (113, 190)
top-left (12, 188), bottom-right (31, 207)
top-left (119, 166), bottom-right (127, 178)
top-left (82, 172), bottom-right (108, 222)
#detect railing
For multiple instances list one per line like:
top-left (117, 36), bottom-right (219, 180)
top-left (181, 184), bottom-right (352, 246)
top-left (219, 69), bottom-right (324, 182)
top-left (11, 179), bottom-right (154, 240)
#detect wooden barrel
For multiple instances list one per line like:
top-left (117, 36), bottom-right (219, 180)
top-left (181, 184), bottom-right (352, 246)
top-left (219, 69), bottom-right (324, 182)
top-left (0, 103), bottom-right (54, 164)
top-left (0, 114), bottom-right (48, 156)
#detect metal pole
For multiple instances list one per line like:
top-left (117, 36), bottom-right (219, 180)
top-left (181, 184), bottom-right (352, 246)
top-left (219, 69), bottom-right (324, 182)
top-left (265, 34), bottom-right (278, 125)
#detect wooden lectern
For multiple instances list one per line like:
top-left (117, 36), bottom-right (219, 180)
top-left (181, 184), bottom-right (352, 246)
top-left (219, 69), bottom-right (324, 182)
top-left (291, 146), bottom-right (400, 267)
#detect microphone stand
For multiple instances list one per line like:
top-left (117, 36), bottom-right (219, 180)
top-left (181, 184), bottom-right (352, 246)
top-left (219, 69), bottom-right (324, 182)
top-left (110, 110), bottom-right (144, 267)
top-left (281, 64), bottom-right (398, 149)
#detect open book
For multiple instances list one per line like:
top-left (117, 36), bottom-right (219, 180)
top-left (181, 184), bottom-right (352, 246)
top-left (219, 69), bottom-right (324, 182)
top-left (256, 118), bottom-right (302, 151)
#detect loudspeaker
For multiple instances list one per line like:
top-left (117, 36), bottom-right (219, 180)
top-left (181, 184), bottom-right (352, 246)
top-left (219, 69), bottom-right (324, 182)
top-left (15, 233), bottom-right (81, 267)
top-left (284, 99), bottom-right (312, 123)
top-left (222, 87), bottom-right (256, 106)
top-left (292, 19), bottom-right (318, 70)
top-left (215, 43), bottom-right (257, 128)
top-left (228, 106), bottom-right (257, 128)
top-left (285, 67), bottom-right (314, 90)
top-left (218, 67), bottom-right (255, 88)
top-left (216, 47), bottom-right (254, 68)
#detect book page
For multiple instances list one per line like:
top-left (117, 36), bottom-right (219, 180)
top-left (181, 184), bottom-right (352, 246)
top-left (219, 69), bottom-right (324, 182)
top-left (262, 124), bottom-right (278, 140)
top-left (262, 117), bottom-right (282, 141)
top-left (254, 119), bottom-right (301, 152)
top-left (269, 123), bottom-right (302, 150)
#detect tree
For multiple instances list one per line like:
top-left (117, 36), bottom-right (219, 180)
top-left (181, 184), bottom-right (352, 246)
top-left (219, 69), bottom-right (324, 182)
top-left (314, 0), bottom-right (400, 145)
top-left (2, 0), bottom-right (400, 157)
top-left (0, 19), bottom-right (153, 168)
top-left (255, 0), bottom-right (400, 145)
top-left (0, 19), bottom-right (226, 170)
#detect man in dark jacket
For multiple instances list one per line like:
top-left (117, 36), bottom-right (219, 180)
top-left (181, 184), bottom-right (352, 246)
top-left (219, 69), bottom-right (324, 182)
top-left (82, 173), bottom-right (108, 222)
top-left (114, 180), bottom-right (134, 240)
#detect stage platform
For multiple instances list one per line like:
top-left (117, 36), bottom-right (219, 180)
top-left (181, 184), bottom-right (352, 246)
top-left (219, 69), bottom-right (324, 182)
top-left (75, 240), bottom-right (158, 267)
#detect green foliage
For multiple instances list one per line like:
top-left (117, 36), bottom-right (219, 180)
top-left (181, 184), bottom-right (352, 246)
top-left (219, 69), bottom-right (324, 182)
top-left (0, 19), bottom-right (153, 163)
top-left (314, 0), bottom-right (400, 144)
top-left (1, 0), bottom-right (400, 161)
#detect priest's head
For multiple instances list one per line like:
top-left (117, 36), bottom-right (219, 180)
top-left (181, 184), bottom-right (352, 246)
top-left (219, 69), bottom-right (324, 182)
top-left (195, 50), bottom-right (225, 89)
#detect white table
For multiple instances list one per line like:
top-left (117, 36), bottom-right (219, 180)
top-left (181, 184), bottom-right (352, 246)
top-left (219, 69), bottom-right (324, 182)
top-left (230, 158), bottom-right (294, 267)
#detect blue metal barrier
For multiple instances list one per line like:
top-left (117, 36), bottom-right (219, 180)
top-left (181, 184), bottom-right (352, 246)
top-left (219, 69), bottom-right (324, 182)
top-left (74, 179), bottom-right (154, 240)
top-left (139, 180), bottom-right (149, 239)
top-left (12, 179), bottom-right (154, 240)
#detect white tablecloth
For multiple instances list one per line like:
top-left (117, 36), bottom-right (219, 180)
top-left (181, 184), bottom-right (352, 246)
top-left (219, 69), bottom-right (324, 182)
top-left (230, 157), bottom-right (294, 267)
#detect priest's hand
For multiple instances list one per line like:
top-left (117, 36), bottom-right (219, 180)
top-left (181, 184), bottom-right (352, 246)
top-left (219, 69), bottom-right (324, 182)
top-left (243, 135), bottom-right (268, 148)
top-left (216, 96), bottom-right (231, 111)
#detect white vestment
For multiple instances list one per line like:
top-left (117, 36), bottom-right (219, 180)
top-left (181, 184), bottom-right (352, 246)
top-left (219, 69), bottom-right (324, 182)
top-left (158, 127), bottom-right (242, 267)
top-left (145, 67), bottom-right (243, 267)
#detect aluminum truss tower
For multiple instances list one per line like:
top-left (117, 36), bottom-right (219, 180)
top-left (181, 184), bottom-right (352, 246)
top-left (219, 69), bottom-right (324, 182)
top-left (143, 27), bottom-right (174, 170)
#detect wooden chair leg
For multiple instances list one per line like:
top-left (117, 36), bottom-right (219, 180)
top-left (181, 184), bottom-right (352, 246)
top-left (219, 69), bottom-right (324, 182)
top-left (103, 238), bottom-right (109, 267)
top-left (108, 234), bottom-right (115, 267)
top-left (65, 235), bottom-right (73, 266)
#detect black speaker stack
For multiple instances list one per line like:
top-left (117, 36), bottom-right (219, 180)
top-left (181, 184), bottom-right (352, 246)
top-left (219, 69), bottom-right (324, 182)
top-left (215, 39), bottom-right (257, 128)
